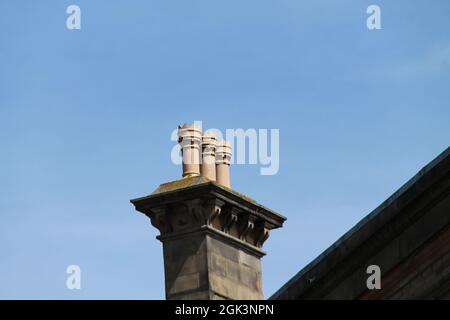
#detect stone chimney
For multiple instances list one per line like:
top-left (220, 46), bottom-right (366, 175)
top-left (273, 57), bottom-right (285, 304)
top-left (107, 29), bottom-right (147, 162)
top-left (130, 123), bottom-right (286, 300)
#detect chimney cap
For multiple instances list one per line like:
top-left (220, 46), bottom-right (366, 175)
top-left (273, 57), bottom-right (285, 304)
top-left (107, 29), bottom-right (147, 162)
top-left (179, 123), bottom-right (201, 130)
top-left (202, 131), bottom-right (217, 146)
top-left (216, 140), bottom-right (232, 155)
top-left (202, 131), bottom-right (216, 139)
top-left (217, 140), bottom-right (231, 147)
top-left (177, 123), bottom-right (202, 142)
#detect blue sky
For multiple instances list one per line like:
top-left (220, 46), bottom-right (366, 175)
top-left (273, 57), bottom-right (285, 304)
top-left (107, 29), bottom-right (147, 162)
top-left (0, 0), bottom-right (449, 299)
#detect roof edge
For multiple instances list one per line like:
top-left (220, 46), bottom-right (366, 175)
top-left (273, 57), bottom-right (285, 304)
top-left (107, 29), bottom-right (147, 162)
top-left (270, 147), bottom-right (449, 300)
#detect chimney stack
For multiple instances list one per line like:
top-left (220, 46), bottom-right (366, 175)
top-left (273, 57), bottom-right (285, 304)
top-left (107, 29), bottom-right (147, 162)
top-left (131, 123), bottom-right (286, 300)
top-left (216, 140), bottom-right (232, 188)
top-left (178, 124), bottom-right (202, 178)
top-left (200, 131), bottom-right (217, 181)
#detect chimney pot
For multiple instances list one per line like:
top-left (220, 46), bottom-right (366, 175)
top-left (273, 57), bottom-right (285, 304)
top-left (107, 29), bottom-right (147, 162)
top-left (200, 131), bottom-right (217, 181)
top-left (216, 140), bottom-right (232, 188)
top-left (178, 123), bottom-right (202, 178)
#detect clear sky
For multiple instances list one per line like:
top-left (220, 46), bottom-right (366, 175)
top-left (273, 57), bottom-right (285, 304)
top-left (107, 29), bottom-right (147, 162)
top-left (0, 0), bottom-right (449, 299)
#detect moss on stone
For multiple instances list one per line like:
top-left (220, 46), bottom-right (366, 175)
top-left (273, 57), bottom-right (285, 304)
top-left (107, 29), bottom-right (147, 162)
top-left (151, 176), bottom-right (210, 195)
top-left (149, 176), bottom-right (256, 204)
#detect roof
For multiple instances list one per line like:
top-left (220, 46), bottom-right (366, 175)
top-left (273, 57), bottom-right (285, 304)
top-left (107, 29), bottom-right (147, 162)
top-left (271, 147), bottom-right (450, 299)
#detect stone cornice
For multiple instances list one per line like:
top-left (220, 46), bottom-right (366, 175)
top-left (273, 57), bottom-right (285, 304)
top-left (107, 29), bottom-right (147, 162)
top-left (131, 177), bottom-right (286, 250)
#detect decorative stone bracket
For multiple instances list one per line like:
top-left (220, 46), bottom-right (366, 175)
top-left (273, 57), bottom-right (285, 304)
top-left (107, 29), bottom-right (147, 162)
top-left (131, 178), bottom-right (285, 251)
top-left (147, 198), bottom-right (272, 249)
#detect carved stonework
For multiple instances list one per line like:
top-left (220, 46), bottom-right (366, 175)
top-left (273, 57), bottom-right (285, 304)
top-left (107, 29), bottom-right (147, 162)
top-left (255, 223), bottom-right (270, 248)
top-left (132, 179), bottom-right (285, 251)
top-left (220, 205), bottom-right (239, 234)
top-left (238, 214), bottom-right (255, 242)
top-left (146, 198), bottom-right (274, 249)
